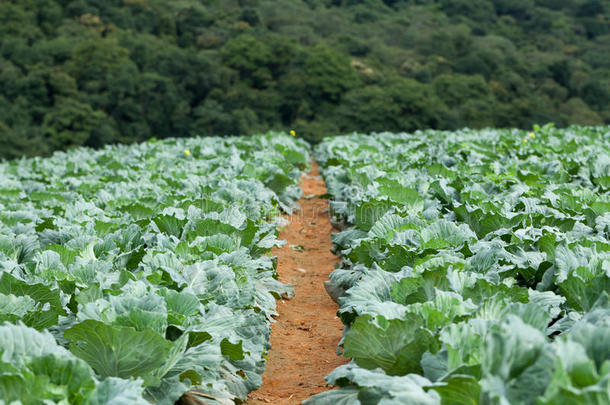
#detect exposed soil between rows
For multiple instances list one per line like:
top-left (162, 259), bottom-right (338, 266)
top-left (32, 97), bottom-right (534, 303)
top-left (246, 160), bottom-right (349, 405)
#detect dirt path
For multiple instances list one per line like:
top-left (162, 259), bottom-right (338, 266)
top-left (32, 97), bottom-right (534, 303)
top-left (246, 161), bottom-right (348, 405)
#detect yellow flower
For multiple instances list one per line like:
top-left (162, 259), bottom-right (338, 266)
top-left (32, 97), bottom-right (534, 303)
top-left (290, 130), bottom-right (296, 137)
top-left (528, 132), bottom-right (535, 138)
top-left (523, 138), bottom-right (528, 143)
top-left (184, 149), bottom-right (191, 156)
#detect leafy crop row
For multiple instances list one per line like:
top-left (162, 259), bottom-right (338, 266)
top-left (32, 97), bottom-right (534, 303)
top-left (307, 126), bottom-right (610, 404)
top-left (0, 133), bottom-right (309, 404)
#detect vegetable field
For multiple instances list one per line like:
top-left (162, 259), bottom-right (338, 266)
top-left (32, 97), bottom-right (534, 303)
top-left (1, 126), bottom-right (609, 405)
top-left (0, 133), bottom-right (309, 404)
top-left (308, 126), bottom-right (610, 404)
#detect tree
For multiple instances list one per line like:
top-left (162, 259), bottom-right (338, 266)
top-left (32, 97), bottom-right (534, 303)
top-left (304, 45), bottom-right (359, 102)
top-left (42, 98), bottom-right (113, 151)
top-left (0, 0), bottom-right (608, 159)
top-left (221, 34), bottom-right (273, 87)
top-left (65, 37), bottom-right (132, 85)
top-left (336, 78), bottom-right (446, 133)
top-left (433, 74), bottom-right (495, 127)
top-left (559, 98), bottom-right (603, 125)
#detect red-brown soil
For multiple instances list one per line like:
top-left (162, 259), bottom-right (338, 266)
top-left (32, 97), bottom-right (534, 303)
top-left (246, 161), bottom-right (349, 405)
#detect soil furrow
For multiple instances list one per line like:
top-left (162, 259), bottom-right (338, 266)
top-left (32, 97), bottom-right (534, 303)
top-left (246, 161), bottom-right (348, 405)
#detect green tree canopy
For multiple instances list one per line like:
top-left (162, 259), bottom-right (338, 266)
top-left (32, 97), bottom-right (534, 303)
top-left (0, 0), bottom-right (608, 158)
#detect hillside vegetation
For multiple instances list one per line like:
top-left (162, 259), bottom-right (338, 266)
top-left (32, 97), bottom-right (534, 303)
top-left (1, 0), bottom-right (609, 158)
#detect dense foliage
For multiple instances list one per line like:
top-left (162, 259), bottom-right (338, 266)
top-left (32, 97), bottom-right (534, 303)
top-left (307, 126), bottom-right (610, 404)
top-left (1, 0), bottom-right (609, 159)
top-left (0, 133), bottom-right (310, 404)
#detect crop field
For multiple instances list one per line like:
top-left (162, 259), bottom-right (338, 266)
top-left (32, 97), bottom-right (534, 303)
top-left (307, 126), bottom-right (610, 404)
top-left (0, 133), bottom-right (309, 404)
top-left (1, 126), bottom-right (609, 405)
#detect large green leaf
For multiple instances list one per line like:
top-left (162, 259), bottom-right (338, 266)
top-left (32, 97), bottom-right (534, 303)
top-left (355, 200), bottom-right (395, 231)
top-left (87, 377), bottom-right (148, 405)
top-left (0, 272), bottom-right (66, 329)
top-left (343, 314), bottom-right (438, 375)
top-left (431, 375), bottom-right (481, 405)
top-left (419, 220), bottom-right (476, 250)
top-left (302, 386), bottom-right (361, 405)
top-left (0, 323), bottom-right (146, 405)
top-left (305, 363), bottom-right (440, 405)
top-left (65, 320), bottom-right (172, 385)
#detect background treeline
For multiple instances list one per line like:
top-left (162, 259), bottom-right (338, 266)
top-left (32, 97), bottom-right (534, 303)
top-left (1, 0), bottom-right (609, 159)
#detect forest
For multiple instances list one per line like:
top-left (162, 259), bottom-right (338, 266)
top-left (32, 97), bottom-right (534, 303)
top-left (0, 0), bottom-right (608, 159)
